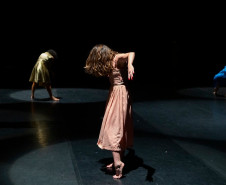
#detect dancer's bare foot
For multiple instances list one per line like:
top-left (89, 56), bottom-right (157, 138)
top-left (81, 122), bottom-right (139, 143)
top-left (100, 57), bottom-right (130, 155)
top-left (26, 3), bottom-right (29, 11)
top-left (51, 96), bottom-right (60, 101)
top-left (113, 162), bottom-right (124, 179)
top-left (106, 163), bottom-right (113, 168)
top-left (31, 95), bottom-right (34, 100)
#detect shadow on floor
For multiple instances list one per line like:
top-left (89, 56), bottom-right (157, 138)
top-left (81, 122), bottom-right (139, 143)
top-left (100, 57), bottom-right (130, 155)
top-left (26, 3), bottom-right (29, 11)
top-left (98, 148), bottom-right (155, 182)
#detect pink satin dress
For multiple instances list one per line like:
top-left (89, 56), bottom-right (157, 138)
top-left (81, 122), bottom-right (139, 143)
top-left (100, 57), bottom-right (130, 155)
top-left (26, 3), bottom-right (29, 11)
top-left (97, 62), bottom-right (133, 151)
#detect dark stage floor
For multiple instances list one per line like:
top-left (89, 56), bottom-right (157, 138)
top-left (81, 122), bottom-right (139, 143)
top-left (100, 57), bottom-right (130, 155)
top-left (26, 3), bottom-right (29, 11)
top-left (1, 87), bottom-right (226, 185)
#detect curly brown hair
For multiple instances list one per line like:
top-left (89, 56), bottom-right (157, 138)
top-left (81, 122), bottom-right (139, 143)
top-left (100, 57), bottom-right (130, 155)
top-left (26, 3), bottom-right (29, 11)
top-left (84, 44), bottom-right (118, 77)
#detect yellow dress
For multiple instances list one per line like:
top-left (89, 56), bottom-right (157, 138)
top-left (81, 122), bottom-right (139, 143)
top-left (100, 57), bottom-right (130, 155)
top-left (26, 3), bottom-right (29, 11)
top-left (29, 52), bottom-right (54, 86)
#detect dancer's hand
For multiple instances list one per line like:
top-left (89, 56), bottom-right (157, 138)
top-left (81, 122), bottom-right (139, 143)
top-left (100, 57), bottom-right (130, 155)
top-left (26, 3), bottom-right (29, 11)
top-left (128, 64), bottom-right (134, 80)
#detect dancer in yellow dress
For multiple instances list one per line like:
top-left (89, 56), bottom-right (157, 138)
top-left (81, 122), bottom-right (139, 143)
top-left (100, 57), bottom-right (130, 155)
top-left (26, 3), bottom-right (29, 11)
top-left (29, 49), bottom-right (59, 101)
top-left (84, 44), bottom-right (135, 179)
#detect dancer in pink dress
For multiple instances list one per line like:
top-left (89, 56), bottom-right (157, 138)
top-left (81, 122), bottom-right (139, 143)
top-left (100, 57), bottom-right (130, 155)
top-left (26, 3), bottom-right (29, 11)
top-left (84, 44), bottom-right (135, 179)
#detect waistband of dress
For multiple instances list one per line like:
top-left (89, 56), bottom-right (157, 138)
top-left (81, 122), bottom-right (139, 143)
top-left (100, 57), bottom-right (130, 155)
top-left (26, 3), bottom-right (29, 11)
top-left (112, 83), bottom-right (126, 86)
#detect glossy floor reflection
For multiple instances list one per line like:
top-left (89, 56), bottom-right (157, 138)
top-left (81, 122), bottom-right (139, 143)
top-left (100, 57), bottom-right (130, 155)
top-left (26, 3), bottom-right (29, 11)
top-left (0, 87), bottom-right (226, 185)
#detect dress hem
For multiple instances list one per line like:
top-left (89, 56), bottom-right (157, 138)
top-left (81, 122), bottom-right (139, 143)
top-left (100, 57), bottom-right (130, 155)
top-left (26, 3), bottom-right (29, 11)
top-left (97, 142), bottom-right (133, 152)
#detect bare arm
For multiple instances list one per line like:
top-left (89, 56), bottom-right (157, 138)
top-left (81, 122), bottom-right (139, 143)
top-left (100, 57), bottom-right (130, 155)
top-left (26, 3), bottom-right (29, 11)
top-left (127, 52), bottom-right (135, 80)
top-left (114, 52), bottom-right (135, 60)
top-left (113, 52), bottom-right (135, 80)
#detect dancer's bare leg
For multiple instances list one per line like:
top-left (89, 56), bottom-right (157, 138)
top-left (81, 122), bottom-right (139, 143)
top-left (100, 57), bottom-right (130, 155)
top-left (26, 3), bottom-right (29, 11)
top-left (213, 86), bottom-right (219, 96)
top-left (45, 84), bottom-right (59, 101)
top-left (31, 82), bottom-right (36, 100)
top-left (107, 150), bottom-right (125, 168)
top-left (213, 82), bottom-right (220, 96)
top-left (112, 151), bottom-right (124, 179)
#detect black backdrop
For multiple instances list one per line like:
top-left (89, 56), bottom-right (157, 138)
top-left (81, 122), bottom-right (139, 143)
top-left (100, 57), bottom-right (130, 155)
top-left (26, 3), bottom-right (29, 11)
top-left (1, 3), bottom-right (225, 91)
